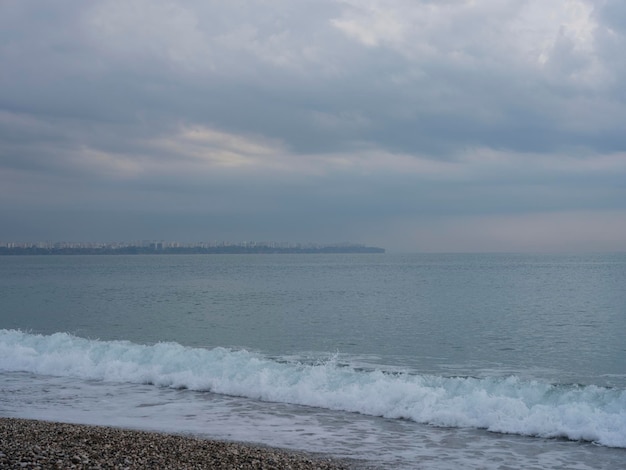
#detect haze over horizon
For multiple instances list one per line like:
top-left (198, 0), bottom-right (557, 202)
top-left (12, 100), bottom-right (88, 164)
top-left (2, 1), bottom-right (626, 253)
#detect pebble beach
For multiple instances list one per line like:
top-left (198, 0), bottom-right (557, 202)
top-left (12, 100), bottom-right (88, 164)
top-left (0, 418), bottom-right (356, 469)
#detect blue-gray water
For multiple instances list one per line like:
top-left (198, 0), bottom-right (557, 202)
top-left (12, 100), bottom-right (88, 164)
top-left (1, 253), bottom-right (625, 469)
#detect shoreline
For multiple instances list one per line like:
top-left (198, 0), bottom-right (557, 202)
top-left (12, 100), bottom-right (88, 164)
top-left (0, 417), bottom-right (361, 469)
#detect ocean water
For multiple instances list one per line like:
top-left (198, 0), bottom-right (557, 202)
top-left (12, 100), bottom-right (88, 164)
top-left (1, 253), bottom-right (625, 469)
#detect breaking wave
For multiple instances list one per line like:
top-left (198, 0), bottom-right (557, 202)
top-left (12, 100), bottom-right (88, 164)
top-left (1, 329), bottom-right (625, 448)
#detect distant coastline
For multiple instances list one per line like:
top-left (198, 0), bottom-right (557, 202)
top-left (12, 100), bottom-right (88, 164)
top-left (0, 243), bottom-right (385, 255)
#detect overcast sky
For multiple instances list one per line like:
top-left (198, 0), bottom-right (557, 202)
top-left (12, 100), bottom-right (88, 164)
top-left (2, 0), bottom-right (625, 252)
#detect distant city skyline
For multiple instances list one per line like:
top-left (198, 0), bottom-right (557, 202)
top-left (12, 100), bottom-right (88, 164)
top-left (0, 240), bottom-right (379, 250)
top-left (0, 239), bottom-right (385, 255)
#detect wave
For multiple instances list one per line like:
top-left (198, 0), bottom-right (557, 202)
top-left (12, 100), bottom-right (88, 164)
top-left (1, 329), bottom-right (625, 448)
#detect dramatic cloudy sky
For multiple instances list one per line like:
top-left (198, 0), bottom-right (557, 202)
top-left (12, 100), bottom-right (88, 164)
top-left (2, 0), bottom-right (626, 252)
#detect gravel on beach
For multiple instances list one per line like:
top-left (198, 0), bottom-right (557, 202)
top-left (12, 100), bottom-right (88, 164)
top-left (0, 418), bottom-right (356, 469)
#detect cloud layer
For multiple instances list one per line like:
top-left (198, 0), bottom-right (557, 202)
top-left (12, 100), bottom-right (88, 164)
top-left (1, 0), bottom-right (625, 251)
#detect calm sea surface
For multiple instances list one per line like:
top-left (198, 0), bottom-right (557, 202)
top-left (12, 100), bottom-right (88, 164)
top-left (1, 253), bottom-right (625, 469)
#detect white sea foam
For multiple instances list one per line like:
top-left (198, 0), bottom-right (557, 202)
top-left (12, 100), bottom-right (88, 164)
top-left (1, 329), bottom-right (625, 448)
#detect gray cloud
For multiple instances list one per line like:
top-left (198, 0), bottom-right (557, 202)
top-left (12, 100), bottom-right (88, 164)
top-left (1, 0), bottom-right (625, 251)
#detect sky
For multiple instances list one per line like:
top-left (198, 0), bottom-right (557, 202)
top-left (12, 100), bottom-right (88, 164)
top-left (1, 0), bottom-right (626, 252)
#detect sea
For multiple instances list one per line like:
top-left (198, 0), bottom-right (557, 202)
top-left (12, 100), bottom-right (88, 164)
top-left (1, 253), bottom-right (625, 469)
